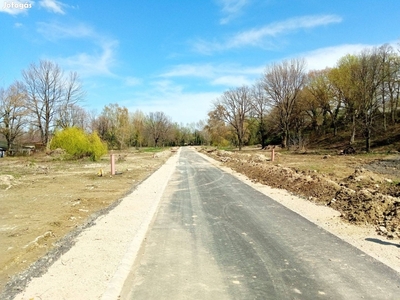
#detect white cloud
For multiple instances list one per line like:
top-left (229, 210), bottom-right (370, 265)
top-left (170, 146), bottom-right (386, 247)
top-left (58, 40), bottom-right (118, 77)
top-left (0, 0), bottom-right (33, 15)
top-left (217, 0), bottom-right (249, 24)
top-left (161, 63), bottom-right (263, 87)
top-left (39, 0), bottom-right (65, 14)
top-left (303, 44), bottom-right (366, 70)
top-left (127, 85), bottom-right (221, 125)
top-left (125, 76), bottom-right (142, 86)
top-left (140, 64), bottom-right (263, 122)
top-left (37, 22), bottom-right (93, 40)
top-left (36, 21), bottom-right (118, 77)
top-left (301, 43), bottom-right (399, 71)
top-left (211, 75), bottom-right (252, 86)
top-left (161, 64), bottom-right (216, 78)
top-left (193, 14), bottom-right (342, 54)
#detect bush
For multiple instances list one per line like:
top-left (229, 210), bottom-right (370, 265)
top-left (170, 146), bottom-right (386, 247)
top-left (88, 132), bottom-right (108, 161)
top-left (50, 127), bottom-right (107, 161)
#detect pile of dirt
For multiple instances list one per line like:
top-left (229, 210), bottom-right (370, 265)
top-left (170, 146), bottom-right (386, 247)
top-left (201, 148), bottom-right (400, 239)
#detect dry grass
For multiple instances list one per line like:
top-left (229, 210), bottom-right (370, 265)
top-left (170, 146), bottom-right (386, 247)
top-left (0, 149), bottom-right (172, 292)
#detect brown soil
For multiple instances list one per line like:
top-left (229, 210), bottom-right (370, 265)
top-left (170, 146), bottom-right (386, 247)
top-left (0, 149), bottom-right (172, 293)
top-left (200, 147), bottom-right (400, 240)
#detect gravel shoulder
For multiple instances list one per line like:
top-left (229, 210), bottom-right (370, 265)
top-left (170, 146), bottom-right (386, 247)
top-left (7, 150), bottom-right (180, 300)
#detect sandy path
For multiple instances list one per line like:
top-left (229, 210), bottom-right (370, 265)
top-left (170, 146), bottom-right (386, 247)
top-left (13, 149), bottom-right (180, 300)
top-left (12, 148), bottom-right (400, 299)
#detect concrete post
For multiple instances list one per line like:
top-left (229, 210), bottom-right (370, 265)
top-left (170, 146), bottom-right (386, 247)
top-left (110, 154), bottom-right (115, 175)
top-left (271, 148), bottom-right (275, 162)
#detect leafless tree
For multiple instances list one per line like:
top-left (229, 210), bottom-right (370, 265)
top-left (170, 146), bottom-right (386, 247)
top-left (57, 103), bottom-right (88, 130)
top-left (145, 111), bottom-right (172, 147)
top-left (214, 85), bottom-right (252, 150)
top-left (0, 82), bottom-right (28, 150)
top-left (22, 60), bottom-right (84, 147)
top-left (262, 58), bottom-right (306, 149)
top-left (250, 80), bottom-right (271, 148)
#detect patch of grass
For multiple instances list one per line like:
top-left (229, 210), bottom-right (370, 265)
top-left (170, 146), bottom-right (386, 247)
top-left (138, 147), bottom-right (169, 153)
top-left (0, 184), bottom-right (9, 190)
top-left (217, 146), bottom-right (236, 151)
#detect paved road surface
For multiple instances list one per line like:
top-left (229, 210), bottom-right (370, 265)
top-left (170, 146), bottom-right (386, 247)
top-left (122, 147), bottom-right (400, 299)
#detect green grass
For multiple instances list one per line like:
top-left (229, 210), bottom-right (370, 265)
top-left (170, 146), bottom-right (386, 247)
top-left (138, 147), bottom-right (170, 153)
top-left (218, 147), bottom-right (236, 151)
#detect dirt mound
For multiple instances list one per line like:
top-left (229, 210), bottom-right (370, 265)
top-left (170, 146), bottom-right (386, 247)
top-left (201, 148), bottom-right (400, 239)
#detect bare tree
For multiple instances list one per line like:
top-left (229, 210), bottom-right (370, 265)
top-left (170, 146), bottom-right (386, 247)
top-left (262, 58), bottom-right (306, 149)
top-left (250, 81), bottom-right (270, 148)
top-left (57, 71), bottom-right (86, 129)
top-left (0, 82), bottom-right (28, 150)
top-left (214, 86), bottom-right (252, 150)
top-left (145, 111), bottom-right (172, 147)
top-left (57, 103), bottom-right (88, 130)
top-left (22, 60), bottom-right (84, 147)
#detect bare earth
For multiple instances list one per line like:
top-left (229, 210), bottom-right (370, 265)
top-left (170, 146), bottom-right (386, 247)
top-left (1, 146), bottom-right (399, 299)
top-left (0, 149), bottom-right (172, 295)
top-left (197, 149), bottom-right (400, 274)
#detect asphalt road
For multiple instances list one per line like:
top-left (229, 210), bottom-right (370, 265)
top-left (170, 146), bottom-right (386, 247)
top-left (122, 147), bottom-right (400, 300)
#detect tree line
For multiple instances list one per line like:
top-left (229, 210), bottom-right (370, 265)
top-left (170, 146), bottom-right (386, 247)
top-left (3, 43), bottom-right (400, 154)
top-left (0, 60), bottom-right (207, 152)
top-left (206, 44), bottom-right (400, 152)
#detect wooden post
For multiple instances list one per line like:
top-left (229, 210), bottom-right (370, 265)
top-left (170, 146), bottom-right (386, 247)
top-left (110, 154), bottom-right (115, 175)
top-left (271, 148), bottom-right (275, 162)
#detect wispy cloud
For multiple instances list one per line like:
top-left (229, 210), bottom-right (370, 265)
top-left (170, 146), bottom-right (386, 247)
top-left (37, 21), bottom-right (93, 40)
top-left (0, 0), bottom-right (33, 15)
top-left (127, 81), bottom-right (221, 124)
top-left (36, 21), bottom-right (118, 77)
top-left (193, 14), bottom-right (342, 54)
top-left (58, 40), bottom-right (118, 77)
top-left (125, 76), bottom-right (142, 86)
top-left (39, 0), bottom-right (65, 14)
top-left (302, 41), bottom-right (399, 71)
top-left (217, 0), bottom-right (250, 24)
top-left (303, 44), bottom-right (368, 70)
top-left (161, 63), bottom-right (263, 87)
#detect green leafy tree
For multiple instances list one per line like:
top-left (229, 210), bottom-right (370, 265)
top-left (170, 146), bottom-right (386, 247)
top-left (50, 127), bottom-right (107, 161)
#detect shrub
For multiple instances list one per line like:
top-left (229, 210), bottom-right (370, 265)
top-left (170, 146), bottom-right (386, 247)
top-left (88, 132), bottom-right (108, 161)
top-left (50, 127), bottom-right (108, 161)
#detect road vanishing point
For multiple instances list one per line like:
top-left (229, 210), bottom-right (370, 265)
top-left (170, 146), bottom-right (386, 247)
top-left (121, 147), bottom-right (400, 300)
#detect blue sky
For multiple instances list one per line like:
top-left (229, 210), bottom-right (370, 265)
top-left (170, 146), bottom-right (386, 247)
top-left (1, 0), bottom-right (400, 125)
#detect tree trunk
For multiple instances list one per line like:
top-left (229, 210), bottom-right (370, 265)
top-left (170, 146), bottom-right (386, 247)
top-left (332, 120), bottom-right (338, 136)
top-left (350, 114), bottom-right (356, 144)
top-left (365, 127), bottom-right (371, 153)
